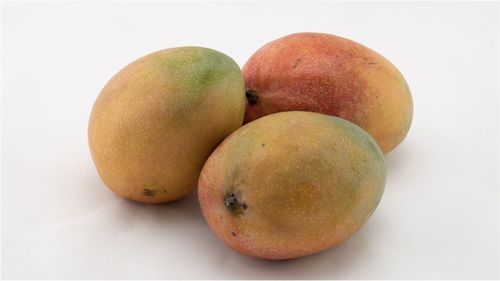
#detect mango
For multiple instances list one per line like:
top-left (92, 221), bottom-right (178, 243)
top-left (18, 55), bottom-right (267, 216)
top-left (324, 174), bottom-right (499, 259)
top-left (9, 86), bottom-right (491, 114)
top-left (88, 47), bottom-right (245, 203)
top-left (243, 32), bottom-right (413, 154)
top-left (198, 111), bottom-right (386, 260)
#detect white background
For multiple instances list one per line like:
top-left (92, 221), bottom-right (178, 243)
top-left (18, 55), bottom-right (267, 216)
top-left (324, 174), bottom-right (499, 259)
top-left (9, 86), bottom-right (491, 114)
top-left (2, 1), bottom-right (499, 279)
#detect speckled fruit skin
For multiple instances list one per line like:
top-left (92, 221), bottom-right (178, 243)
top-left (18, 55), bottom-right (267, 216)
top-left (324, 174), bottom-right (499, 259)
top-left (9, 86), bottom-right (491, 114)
top-left (88, 47), bottom-right (245, 203)
top-left (243, 32), bottom-right (413, 154)
top-left (198, 111), bottom-right (386, 260)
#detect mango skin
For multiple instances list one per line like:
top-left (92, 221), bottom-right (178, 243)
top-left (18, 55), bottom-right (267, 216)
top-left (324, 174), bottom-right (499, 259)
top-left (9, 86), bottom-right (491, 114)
top-left (198, 111), bottom-right (386, 260)
top-left (89, 47), bottom-right (245, 203)
top-left (243, 32), bottom-right (413, 154)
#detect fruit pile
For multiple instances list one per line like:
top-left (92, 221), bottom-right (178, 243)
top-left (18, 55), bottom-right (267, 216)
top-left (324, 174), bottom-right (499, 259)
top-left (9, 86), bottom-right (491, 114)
top-left (88, 32), bottom-right (413, 260)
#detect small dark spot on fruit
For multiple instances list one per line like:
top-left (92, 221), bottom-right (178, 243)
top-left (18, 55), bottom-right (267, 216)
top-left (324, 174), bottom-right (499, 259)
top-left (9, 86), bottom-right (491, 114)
top-left (245, 89), bottom-right (258, 105)
top-left (231, 231), bottom-right (236, 237)
top-left (143, 188), bottom-right (156, 197)
top-left (369, 61), bottom-right (377, 65)
top-left (293, 58), bottom-right (302, 69)
top-left (261, 143), bottom-right (265, 147)
top-left (242, 203), bottom-right (248, 209)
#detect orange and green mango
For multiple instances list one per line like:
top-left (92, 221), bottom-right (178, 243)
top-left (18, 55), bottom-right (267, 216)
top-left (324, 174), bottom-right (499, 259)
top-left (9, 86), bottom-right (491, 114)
top-left (198, 111), bottom-right (386, 260)
top-left (89, 47), bottom-right (245, 203)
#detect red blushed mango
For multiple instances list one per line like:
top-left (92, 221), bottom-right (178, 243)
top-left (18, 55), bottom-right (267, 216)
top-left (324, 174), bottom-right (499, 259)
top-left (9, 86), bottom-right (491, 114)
top-left (198, 111), bottom-right (386, 260)
top-left (243, 32), bottom-right (413, 154)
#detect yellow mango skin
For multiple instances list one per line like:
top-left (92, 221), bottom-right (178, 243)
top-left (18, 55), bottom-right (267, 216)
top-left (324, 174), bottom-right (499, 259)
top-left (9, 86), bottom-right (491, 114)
top-left (198, 111), bottom-right (386, 260)
top-left (89, 47), bottom-right (245, 203)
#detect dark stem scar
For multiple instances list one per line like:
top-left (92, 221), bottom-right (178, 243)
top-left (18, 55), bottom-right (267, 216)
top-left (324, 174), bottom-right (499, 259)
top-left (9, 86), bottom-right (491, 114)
top-left (143, 188), bottom-right (156, 197)
top-left (231, 231), bottom-right (237, 237)
top-left (224, 192), bottom-right (248, 215)
top-left (224, 193), bottom-right (239, 209)
top-left (245, 89), bottom-right (258, 105)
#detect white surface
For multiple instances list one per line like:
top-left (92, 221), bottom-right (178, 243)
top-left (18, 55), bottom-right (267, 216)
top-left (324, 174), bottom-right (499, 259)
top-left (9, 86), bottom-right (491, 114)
top-left (2, 1), bottom-right (500, 279)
